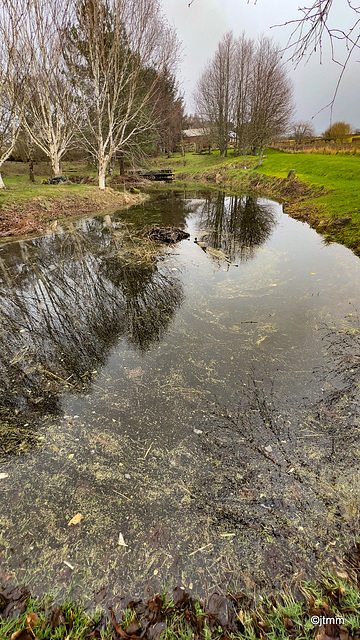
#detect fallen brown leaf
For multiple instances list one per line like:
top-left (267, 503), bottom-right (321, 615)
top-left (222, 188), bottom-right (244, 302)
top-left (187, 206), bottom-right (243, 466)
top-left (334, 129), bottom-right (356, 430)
top-left (125, 620), bottom-right (141, 635)
top-left (50, 606), bottom-right (66, 629)
top-left (68, 512), bottom-right (83, 526)
top-left (173, 586), bottom-right (189, 608)
top-left (26, 612), bottom-right (39, 628)
top-left (10, 630), bottom-right (33, 640)
top-left (316, 627), bottom-right (334, 640)
top-left (283, 617), bottom-right (294, 630)
top-left (109, 607), bottom-right (138, 639)
top-left (128, 367), bottom-right (144, 379)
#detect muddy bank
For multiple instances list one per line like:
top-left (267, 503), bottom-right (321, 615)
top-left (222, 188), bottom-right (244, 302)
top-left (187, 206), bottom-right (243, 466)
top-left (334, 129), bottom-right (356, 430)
top-left (0, 188), bottom-right (147, 239)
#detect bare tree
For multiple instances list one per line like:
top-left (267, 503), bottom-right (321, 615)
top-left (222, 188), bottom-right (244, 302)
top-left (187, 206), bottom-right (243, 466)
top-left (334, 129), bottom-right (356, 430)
top-left (190, 1), bottom-right (360, 109)
top-left (249, 37), bottom-right (293, 164)
top-left (275, 1), bottom-right (360, 109)
top-left (195, 33), bottom-right (292, 163)
top-left (0, 5), bottom-right (28, 188)
top-left (292, 121), bottom-right (315, 143)
top-left (4, 0), bottom-right (81, 178)
top-left (70, 0), bottom-right (179, 189)
top-left (195, 32), bottom-right (235, 157)
top-left (277, 1), bottom-right (360, 64)
top-left (259, 1), bottom-right (360, 108)
top-left (190, 1), bottom-right (360, 68)
top-left (233, 34), bottom-right (254, 156)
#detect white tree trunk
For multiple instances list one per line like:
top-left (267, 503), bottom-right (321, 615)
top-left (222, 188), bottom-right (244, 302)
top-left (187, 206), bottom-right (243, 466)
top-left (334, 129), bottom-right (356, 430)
top-left (50, 146), bottom-right (61, 177)
top-left (53, 158), bottom-right (61, 176)
top-left (258, 146), bottom-right (265, 166)
top-left (98, 166), bottom-right (107, 190)
top-left (0, 173), bottom-right (5, 189)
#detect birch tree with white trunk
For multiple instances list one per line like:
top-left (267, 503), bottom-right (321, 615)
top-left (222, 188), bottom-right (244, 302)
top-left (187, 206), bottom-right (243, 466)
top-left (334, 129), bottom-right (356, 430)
top-left (0, 4), bottom-right (28, 188)
top-left (71, 0), bottom-right (179, 189)
top-left (5, 0), bottom-right (81, 177)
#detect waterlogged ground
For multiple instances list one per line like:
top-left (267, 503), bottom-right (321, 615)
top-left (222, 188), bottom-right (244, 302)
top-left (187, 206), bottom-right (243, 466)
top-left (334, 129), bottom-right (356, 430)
top-left (1, 191), bottom-right (360, 609)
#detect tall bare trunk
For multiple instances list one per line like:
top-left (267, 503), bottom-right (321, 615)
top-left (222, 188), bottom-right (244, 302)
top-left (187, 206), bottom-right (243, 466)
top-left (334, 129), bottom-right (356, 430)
top-left (0, 174), bottom-right (5, 189)
top-left (257, 146), bottom-right (265, 166)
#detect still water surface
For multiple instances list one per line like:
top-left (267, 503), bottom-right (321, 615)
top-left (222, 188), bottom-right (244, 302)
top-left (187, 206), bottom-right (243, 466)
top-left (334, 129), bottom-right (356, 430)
top-left (1, 191), bottom-right (360, 606)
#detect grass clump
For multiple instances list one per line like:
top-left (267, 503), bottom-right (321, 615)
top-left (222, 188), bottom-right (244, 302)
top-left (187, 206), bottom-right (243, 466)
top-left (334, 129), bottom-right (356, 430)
top-left (3, 571), bottom-right (360, 639)
top-left (0, 594), bottom-right (110, 639)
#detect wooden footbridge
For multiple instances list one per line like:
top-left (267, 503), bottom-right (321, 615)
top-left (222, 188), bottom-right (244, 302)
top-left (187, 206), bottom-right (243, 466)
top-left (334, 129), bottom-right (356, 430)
top-left (136, 168), bottom-right (174, 182)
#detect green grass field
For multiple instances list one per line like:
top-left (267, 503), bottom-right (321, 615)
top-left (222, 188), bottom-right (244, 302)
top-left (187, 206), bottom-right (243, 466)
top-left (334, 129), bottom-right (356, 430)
top-left (2, 151), bottom-right (359, 218)
top-left (0, 160), bottom-right (98, 205)
top-left (260, 148), bottom-right (360, 218)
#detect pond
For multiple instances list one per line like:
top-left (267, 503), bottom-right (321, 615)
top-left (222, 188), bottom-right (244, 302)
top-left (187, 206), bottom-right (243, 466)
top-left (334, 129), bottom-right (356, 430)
top-left (1, 190), bottom-right (360, 609)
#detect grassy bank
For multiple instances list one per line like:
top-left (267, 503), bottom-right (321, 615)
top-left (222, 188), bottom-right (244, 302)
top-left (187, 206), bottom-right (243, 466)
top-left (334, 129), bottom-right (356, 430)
top-left (152, 149), bottom-right (360, 256)
top-left (2, 565), bottom-right (360, 639)
top-left (0, 161), bottom-right (147, 238)
top-left (3, 152), bottom-right (360, 252)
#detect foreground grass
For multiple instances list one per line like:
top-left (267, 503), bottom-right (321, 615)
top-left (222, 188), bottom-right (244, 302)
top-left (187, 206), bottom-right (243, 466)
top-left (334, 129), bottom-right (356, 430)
top-left (2, 570), bottom-right (360, 639)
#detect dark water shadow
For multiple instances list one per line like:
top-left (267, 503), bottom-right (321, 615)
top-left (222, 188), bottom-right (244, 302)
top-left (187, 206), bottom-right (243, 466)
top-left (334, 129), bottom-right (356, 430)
top-left (0, 215), bottom-right (183, 455)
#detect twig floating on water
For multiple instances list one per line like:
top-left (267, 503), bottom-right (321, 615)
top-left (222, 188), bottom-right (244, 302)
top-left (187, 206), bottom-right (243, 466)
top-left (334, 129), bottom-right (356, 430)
top-left (142, 442), bottom-right (153, 460)
top-left (42, 369), bottom-right (76, 387)
top-left (189, 543), bottom-right (213, 556)
top-left (113, 489), bottom-right (132, 502)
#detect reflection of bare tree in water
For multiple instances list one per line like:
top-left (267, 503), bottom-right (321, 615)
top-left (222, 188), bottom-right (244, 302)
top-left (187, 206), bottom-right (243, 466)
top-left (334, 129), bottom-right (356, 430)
top-left (174, 362), bottom-right (360, 587)
top-left (100, 255), bottom-right (182, 351)
top-left (197, 193), bottom-right (277, 262)
top-left (0, 217), bottom-right (183, 418)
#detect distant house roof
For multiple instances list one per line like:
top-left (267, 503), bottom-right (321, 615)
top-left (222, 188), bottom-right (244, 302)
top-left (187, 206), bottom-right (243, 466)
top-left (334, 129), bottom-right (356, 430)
top-left (182, 128), bottom-right (210, 138)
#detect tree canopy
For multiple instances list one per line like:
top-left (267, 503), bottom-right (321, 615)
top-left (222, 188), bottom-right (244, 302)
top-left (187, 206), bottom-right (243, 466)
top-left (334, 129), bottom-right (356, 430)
top-left (195, 32), bottom-right (293, 162)
top-left (323, 121), bottom-right (352, 140)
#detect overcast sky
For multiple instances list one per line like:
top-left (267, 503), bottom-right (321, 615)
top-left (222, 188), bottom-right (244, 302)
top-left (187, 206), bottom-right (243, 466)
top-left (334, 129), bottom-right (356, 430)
top-left (160, 0), bottom-right (360, 134)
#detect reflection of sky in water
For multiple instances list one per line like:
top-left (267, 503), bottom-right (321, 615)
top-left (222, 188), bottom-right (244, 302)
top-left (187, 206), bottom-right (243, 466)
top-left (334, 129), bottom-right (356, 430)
top-left (1, 192), bottom-right (360, 606)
